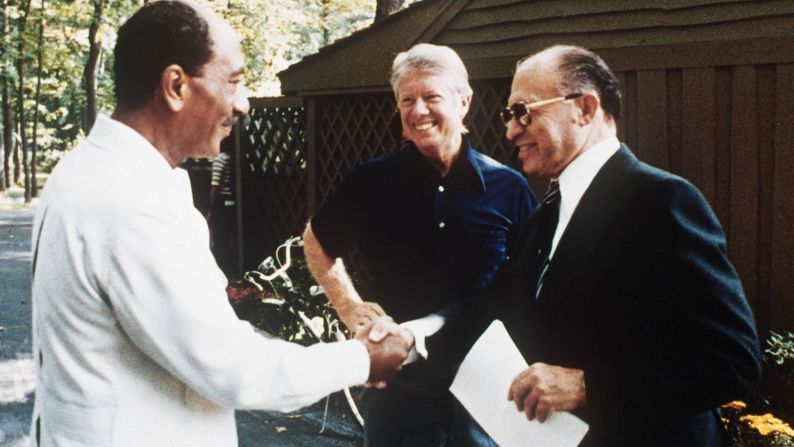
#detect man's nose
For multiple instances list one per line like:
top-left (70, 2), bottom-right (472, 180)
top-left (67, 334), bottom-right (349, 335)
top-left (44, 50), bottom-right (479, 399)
top-left (505, 118), bottom-right (522, 141)
top-left (235, 86), bottom-right (251, 116)
top-left (412, 98), bottom-right (429, 115)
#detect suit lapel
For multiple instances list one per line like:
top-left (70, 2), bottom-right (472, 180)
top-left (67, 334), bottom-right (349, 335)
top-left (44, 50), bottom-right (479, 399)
top-left (512, 209), bottom-right (545, 297)
top-left (539, 146), bottom-right (638, 297)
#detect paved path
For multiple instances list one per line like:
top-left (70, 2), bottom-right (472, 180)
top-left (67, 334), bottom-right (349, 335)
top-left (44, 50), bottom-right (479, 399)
top-left (0, 205), bottom-right (362, 446)
top-left (0, 208), bottom-right (35, 447)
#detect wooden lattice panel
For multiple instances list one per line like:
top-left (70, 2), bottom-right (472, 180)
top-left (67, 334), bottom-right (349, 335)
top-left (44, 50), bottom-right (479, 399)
top-left (315, 92), bottom-right (401, 206)
top-left (243, 102), bottom-right (308, 255)
top-left (467, 79), bottom-right (517, 167)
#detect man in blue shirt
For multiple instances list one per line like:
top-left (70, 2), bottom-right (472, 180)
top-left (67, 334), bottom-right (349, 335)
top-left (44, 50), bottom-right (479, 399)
top-left (303, 43), bottom-right (536, 446)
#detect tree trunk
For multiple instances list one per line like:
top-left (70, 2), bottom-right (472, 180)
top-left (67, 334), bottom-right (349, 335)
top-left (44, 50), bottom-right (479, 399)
top-left (31, 0), bottom-right (44, 197)
top-left (83, 0), bottom-right (103, 133)
top-left (0, 120), bottom-right (4, 192)
top-left (16, 0), bottom-right (31, 201)
top-left (0, 0), bottom-right (8, 192)
top-left (321, 0), bottom-right (330, 46)
top-left (1, 69), bottom-right (11, 191)
top-left (1, 81), bottom-right (9, 189)
top-left (12, 124), bottom-right (20, 185)
top-left (375, 0), bottom-right (402, 22)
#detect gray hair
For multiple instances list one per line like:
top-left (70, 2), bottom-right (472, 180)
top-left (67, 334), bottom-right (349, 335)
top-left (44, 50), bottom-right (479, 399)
top-left (390, 43), bottom-right (473, 100)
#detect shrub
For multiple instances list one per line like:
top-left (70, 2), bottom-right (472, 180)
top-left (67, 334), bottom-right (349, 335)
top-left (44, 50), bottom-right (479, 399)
top-left (722, 401), bottom-right (794, 447)
top-left (766, 331), bottom-right (794, 384)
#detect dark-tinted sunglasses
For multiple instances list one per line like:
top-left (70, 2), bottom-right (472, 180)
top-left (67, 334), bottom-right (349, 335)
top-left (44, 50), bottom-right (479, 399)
top-left (501, 93), bottom-right (583, 127)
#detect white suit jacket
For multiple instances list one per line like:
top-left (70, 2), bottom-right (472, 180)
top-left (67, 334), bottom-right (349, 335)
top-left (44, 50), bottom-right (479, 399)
top-left (29, 115), bottom-right (369, 446)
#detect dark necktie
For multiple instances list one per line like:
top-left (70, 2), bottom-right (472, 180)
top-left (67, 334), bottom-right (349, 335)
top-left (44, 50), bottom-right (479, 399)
top-left (533, 180), bottom-right (561, 299)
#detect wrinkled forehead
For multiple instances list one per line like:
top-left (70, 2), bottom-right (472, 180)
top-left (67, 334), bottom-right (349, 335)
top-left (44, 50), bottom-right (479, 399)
top-left (396, 70), bottom-right (456, 96)
top-left (508, 60), bottom-right (561, 105)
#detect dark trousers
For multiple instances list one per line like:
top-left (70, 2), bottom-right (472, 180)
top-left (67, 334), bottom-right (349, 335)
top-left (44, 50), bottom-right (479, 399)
top-left (362, 377), bottom-right (496, 447)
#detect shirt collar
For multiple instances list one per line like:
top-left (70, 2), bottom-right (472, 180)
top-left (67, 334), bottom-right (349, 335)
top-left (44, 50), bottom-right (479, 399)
top-left (404, 137), bottom-right (485, 193)
top-left (88, 114), bottom-right (177, 181)
top-left (460, 137), bottom-right (487, 193)
top-left (557, 136), bottom-right (620, 213)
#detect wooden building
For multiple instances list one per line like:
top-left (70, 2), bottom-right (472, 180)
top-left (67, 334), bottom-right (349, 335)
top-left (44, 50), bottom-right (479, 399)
top-left (237, 0), bottom-right (794, 337)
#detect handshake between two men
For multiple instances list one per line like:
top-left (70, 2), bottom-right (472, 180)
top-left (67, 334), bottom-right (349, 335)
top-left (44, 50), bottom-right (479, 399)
top-left (353, 316), bottom-right (415, 387)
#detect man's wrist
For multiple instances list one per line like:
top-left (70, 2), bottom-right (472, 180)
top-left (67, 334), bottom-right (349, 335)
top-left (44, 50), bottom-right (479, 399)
top-left (399, 314), bottom-right (444, 364)
top-left (333, 299), bottom-right (360, 316)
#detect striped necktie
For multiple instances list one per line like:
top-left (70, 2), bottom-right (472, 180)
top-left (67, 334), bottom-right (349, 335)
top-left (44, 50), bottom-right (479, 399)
top-left (533, 180), bottom-right (561, 299)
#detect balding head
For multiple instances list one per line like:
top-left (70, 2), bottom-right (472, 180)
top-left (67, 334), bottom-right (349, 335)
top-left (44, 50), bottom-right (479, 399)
top-left (517, 45), bottom-right (621, 121)
top-left (505, 45), bottom-right (619, 177)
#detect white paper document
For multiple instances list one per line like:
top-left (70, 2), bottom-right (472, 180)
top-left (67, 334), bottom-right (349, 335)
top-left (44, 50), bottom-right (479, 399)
top-left (449, 320), bottom-right (589, 447)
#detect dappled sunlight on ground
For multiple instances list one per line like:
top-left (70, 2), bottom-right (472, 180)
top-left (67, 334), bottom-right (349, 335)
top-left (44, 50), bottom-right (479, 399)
top-left (0, 186), bottom-right (38, 212)
top-left (0, 357), bottom-right (35, 447)
top-left (0, 358), bottom-right (35, 405)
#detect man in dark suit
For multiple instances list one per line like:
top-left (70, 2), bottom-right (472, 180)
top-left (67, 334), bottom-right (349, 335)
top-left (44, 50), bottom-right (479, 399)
top-left (434, 45), bottom-right (761, 446)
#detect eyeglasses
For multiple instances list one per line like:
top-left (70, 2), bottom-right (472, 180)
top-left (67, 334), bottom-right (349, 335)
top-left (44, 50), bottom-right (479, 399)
top-left (501, 93), bottom-right (583, 127)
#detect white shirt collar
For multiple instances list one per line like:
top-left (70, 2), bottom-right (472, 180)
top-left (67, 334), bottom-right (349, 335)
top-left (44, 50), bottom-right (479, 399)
top-left (550, 136), bottom-right (620, 256)
top-left (557, 136), bottom-right (621, 214)
top-left (88, 114), bottom-right (177, 180)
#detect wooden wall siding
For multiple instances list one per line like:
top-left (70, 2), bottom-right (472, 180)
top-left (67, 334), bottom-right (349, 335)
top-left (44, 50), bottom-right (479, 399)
top-left (613, 63), bottom-right (791, 335)
top-left (279, 0), bottom-right (794, 92)
top-left (771, 64), bottom-right (794, 334)
top-left (439, 0), bottom-right (794, 60)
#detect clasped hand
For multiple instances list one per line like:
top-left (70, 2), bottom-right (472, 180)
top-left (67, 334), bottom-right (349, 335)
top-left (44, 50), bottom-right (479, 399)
top-left (354, 316), bottom-right (414, 388)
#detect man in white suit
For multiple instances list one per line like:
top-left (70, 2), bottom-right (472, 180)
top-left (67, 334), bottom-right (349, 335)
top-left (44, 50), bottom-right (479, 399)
top-left (28, 1), bottom-right (412, 445)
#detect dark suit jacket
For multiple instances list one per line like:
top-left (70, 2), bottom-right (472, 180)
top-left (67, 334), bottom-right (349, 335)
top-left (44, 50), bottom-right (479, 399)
top-left (431, 145), bottom-right (761, 447)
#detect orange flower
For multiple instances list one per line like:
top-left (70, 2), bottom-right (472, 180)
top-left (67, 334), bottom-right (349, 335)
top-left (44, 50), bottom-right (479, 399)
top-left (740, 413), bottom-right (794, 437)
top-left (721, 400), bottom-right (747, 411)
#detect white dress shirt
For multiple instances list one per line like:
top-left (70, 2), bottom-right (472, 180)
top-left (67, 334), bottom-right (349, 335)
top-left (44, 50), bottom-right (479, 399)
top-left (29, 115), bottom-right (370, 446)
top-left (551, 136), bottom-right (620, 257)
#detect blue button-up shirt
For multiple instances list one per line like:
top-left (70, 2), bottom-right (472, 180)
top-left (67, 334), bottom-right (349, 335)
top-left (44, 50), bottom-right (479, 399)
top-left (312, 138), bottom-right (537, 323)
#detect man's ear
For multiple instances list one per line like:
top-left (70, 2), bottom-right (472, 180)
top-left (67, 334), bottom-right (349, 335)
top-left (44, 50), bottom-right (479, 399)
top-left (460, 94), bottom-right (472, 119)
top-left (161, 64), bottom-right (188, 112)
top-left (578, 92), bottom-right (600, 125)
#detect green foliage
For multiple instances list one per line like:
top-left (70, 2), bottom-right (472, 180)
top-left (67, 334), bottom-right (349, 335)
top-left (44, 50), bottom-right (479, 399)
top-left (3, 0), bottom-right (404, 170)
top-left (219, 0), bottom-right (377, 96)
top-left (765, 331), bottom-right (794, 380)
top-left (1, 0), bottom-right (137, 166)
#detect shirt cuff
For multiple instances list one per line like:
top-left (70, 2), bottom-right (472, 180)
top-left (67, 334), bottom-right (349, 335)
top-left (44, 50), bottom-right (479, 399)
top-left (400, 314), bottom-right (446, 365)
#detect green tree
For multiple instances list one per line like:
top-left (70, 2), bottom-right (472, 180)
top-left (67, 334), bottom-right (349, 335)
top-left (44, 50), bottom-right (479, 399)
top-left (16, 0), bottom-right (32, 202)
top-left (83, 0), bottom-right (104, 133)
top-left (1, 0), bottom-right (10, 190)
top-left (30, 0), bottom-right (44, 197)
top-left (221, 0), bottom-right (378, 96)
top-left (0, 0), bottom-right (418, 183)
